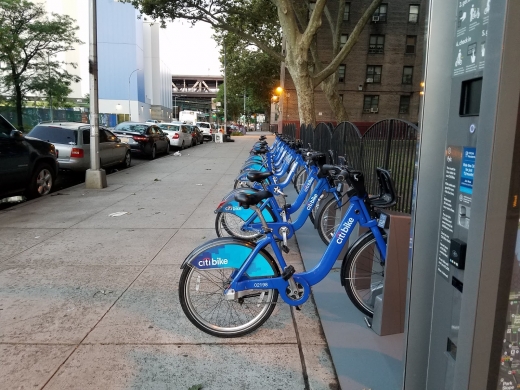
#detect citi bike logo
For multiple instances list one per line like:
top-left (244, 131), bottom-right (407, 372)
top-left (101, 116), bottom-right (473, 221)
top-left (225, 205), bottom-right (243, 211)
top-left (303, 177), bottom-right (314, 192)
top-left (198, 257), bottom-right (229, 267)
top-left (306, 194), bottom-right (318, 211)
top-left (336, 218), bottom-right (355, 244)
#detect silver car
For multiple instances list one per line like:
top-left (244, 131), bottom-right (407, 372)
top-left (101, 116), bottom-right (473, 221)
top-left (28, 122), bottom-right (131, 172)
top-left (158, 123), bottom-right (192, 150)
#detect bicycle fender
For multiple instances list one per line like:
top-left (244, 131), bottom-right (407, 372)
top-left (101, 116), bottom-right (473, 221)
top-left (216, 199), bottom-right (275, 224)
top-left (240, 163), bottom-right (267, 172)
top-left (180, 237), bottom-right (277, 277)
top-left (339, 228), bottom-right (386, 286)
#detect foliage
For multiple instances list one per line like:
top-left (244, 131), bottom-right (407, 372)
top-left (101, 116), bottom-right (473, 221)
top-left (0, 0), bottom-right (83, 129)
top-left (125, 0), bottom-right (381, 125)
top-left (214, 32), bottom-right (280, 119)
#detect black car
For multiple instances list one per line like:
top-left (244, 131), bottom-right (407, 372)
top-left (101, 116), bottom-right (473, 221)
top-left (188, 125), bottom-right (204, 146)
top-left (112, 122), bottom-right (170, 159)
top-left (0, 115), bottom-right (58, 200)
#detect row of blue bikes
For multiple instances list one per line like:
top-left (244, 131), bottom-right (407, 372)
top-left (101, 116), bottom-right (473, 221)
top-left (178, 134), bottom-right (397, 337)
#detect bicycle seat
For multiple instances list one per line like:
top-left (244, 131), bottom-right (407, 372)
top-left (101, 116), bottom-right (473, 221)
top-left (259, 136), bottom-right (266, 140)
top-left (235, 190), bottom-right (273, 207)
top-left (246, 171), bottom-right (273, 183)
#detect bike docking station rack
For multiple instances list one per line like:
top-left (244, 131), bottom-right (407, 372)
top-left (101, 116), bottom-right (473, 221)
top-left (365, 211), bottom-right (411, 336)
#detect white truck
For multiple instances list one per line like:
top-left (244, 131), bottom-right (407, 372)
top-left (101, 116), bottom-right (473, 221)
top-left (179, 110), bottom-right (206, 125)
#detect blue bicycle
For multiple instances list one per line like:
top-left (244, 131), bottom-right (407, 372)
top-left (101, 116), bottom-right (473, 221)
top-left (179, 165), bottom-right (397, 337)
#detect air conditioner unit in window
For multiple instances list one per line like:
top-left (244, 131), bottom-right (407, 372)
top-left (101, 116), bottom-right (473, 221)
top-left (370, 108), bottom-right (379, 113)
top-left (366, 78), bottom-right (374, 83)
top-left (363, 109), bottom-right (371, 113)
top-left (372, 16), bottom-right (380, 22)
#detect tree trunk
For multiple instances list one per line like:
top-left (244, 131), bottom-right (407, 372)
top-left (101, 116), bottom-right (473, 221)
top-left (321, 73), bottom-right (349, 122)
top-left (285, 47), bottom-right (316, 126)
top-left (14, 80), bottom-right (23, 131)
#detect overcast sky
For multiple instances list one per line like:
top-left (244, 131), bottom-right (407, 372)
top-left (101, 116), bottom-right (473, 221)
top-left (161, 20), bottom-right (222, 76)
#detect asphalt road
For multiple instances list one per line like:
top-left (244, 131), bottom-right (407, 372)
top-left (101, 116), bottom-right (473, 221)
top-left (0, 152), bottom-right (166, 210)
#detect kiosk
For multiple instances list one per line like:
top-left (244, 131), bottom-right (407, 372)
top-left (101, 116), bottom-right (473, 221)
top-left (404, 0), bottom-right (520, 388)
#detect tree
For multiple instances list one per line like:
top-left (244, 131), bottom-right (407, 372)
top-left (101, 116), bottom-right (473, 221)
top-left (0, 0), bottom-right (82, 130)
top-left (126, 0), bottom-right (381, 125)
top-left (214, 32), bottom-right (280, 121)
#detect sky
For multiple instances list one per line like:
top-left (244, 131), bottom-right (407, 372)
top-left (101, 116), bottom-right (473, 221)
top-left (161, 20), bottom-right (223, 76)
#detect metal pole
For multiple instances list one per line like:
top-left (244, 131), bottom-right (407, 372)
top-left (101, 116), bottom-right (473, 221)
top-left (128, 68), bottom-right (139, 121)
top-left (174, 95), bottom-right (177, 120)
top-left (48, 52), bottom-right (53, 121)
top-left (224, 42), bottom-right (227, 133)
top-left (85, 0), bottom-right (106, 188)
top-left (243, 90), bottom-right (246, 125)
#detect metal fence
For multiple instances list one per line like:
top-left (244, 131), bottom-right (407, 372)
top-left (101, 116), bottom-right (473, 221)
top-left (282, 119), bottom-right (419, 213)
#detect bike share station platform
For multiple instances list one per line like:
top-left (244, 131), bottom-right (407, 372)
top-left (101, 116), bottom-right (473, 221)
top-left (293, 0), bottom-right (520, 388)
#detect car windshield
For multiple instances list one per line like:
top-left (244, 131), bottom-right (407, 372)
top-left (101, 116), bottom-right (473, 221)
top-left (159, 124), bottom-right (180, 131)
top-left (196, 122), bottom-right (210, 128)
top-left (28, 126), bottom-right (78, 145)
top-left (114, 123), bottom-right (148, 134)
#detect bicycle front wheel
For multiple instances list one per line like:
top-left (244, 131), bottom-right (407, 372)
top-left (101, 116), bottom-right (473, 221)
top-left (179, 256), bottom-right (280, 338)
top-left (342, 232), bottom-right (386, 317)
top-left (317, 197), bottom-right (349, 245)
top-left (294, 169), bottom-right (307, 194)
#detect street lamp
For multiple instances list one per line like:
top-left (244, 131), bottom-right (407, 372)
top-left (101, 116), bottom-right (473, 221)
top-left (128, 68), bottom-right (139, 121)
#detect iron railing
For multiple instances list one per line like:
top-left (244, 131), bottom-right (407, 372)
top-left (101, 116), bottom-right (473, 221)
top-left (282, 119), bottom-right (419, 213)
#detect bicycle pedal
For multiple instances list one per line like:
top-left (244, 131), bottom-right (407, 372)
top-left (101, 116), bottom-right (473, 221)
top-left (281, 265), bottom-right (296, 281)
top-left (282, 244), bottom-right (290, 254)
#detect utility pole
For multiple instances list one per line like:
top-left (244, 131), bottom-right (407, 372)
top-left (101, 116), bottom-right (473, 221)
top-left (224, 41), bottom-right (227, 135)
top-left (48, 52), bottom-right (53, 121)
top-left (85, 0), bottom-right (107, 189)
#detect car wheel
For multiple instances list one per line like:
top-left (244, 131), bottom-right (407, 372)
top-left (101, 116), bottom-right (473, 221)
top-left (192, 139), bottom-right (196, 147)
top-left (150, 145), bottom-right (156, 160)
top-left (121, 151), bottom-right (131, 169)
top-left (165, 143), bottom-right (170, 154)
top-left (27, 163), bottom-right (54, 199)
top-left (200, 138), bottom-right (203, 144)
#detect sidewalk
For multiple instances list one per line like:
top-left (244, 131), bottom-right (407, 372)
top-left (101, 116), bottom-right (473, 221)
top-left (0, 133), bottom-right (338, 390)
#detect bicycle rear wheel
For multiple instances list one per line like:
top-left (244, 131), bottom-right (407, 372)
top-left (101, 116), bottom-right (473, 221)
top-left (179, 251), bottom-right (280, 337)
top-left (341, 232), bottom-right (386, 317)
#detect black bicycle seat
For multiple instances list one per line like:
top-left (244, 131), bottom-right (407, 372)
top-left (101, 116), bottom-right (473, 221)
top-left (247, 171), bottom-right (273, 183)
top-left (235, 190), bottom-right (273, 207)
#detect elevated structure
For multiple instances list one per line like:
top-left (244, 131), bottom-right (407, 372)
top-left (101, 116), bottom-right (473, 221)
top-left (172, 75), bottom-right (223, 119)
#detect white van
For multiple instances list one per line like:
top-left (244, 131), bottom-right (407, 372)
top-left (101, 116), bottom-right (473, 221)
top-left (196, 122), bottom-right (213, 141)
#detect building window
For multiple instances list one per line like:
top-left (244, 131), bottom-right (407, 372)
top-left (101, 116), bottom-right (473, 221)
top-left (340, 34), bottom-right (349, 49)
top-left (373, 4), bottom-right (388, 22)
top-left (338, 64), bottom-right (346, 83)
top-left (363, 95), bottom-right (379, 113)
top-left (369, 35), bottom-right (385, 54)
top-left (343, 3), bottom-right (350, 21)
top-left (399, 96), bottom-right (411, 114)
top-left (405, 35), bottom-right (417, 54)
top-left (309, 1), bottom-right (316, 18)
top-left (366, 65), bottom-right (382, 83)
top-left (409, 5), bottom-right (420, 23)
top-left (402, 66), bottom-right (414, 84)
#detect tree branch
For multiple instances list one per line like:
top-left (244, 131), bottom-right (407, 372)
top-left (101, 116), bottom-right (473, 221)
top-left (312, 0), bottom-right (381, 87)
top-left (301, 0), bottom-right (326, 47)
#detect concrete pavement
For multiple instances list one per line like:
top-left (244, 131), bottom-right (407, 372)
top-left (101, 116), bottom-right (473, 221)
top-left (0, 133), bottom-right (339, 390)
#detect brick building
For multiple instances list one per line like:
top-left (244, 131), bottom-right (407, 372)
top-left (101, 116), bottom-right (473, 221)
top-left (280, 0), bottom-right (427, 127)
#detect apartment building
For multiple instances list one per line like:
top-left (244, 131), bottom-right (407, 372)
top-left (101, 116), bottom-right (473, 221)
top-left (281, 0), bottom-right (426, 125)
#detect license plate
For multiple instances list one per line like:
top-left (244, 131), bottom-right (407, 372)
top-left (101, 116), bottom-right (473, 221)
top-left (119, 137), bottom-right (128, 144)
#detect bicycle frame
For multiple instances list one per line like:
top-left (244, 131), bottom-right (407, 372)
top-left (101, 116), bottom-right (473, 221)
top-left (222, 195), bottom-right (387, 306)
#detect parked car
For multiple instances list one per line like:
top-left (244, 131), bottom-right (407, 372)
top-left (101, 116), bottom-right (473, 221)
top-left (0, 115), bottom-right (58, 199)
top-left (28, 122), bottom-right (132, 172)
top-left (196, 122), bottom-right (213, 141)
top-left (188, 125), bottom-right (204, 146)
top-left (158, 123), bottom-right (192, 150)
top-left (113, 122), bottom-right (170, 159)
